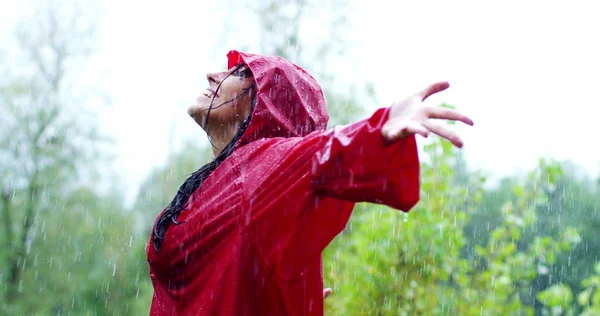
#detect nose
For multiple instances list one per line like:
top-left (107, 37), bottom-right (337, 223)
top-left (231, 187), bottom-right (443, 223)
top-left (206, 72), bottom-right (219, 85)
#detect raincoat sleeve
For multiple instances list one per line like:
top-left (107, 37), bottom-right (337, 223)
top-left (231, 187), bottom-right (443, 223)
top-left (246, 107), bottom-right (420, 279)
top-left (310, 106), bottom-right (420, 211)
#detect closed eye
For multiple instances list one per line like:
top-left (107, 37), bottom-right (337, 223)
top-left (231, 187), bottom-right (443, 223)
top-left (231, 67), bottom-right (252, 78)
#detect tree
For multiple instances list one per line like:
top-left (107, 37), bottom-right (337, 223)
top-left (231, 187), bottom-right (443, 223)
top-left (0, 0), bottom-right (107, 310)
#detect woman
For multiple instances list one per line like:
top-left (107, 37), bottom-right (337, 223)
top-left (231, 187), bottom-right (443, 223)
top-left (147, 50), bottom-right (473, 315)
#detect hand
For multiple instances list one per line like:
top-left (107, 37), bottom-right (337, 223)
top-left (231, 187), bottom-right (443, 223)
top-left (323, 287), bottom-right (332, 299)
top-left (382, 82), bottom-right (473, 148)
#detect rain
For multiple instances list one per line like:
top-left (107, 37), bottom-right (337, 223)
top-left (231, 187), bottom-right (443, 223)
top-left (1, 0), bottom-right (599, 315)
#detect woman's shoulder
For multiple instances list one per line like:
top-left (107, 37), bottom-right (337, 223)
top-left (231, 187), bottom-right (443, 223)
top-left (230, 135), bottom-right (323, 174)
top-left (236, 130), bottom-right (329, 155)
top-left (236, 136), bottom-right (301, 155)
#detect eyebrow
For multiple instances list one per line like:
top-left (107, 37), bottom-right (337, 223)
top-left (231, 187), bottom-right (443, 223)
top-left (228, 63), bottom-right (246, 72)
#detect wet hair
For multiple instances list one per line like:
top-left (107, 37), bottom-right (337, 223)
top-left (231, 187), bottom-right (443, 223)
top-left (152, 64), bottom-right (255, 252)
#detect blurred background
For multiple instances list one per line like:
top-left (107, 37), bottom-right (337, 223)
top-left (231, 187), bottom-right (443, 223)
top-left (1, 0), bottom-right (598, 314)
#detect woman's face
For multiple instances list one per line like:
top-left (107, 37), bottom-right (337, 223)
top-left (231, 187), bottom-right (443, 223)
top-left (188, 65), bottom-right (254, 132)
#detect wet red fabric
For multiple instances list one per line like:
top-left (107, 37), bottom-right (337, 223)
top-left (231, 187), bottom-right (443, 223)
top-left (147, 50), bottom-right (420, 315)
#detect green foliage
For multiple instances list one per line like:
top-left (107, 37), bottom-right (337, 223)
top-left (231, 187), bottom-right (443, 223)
top-left (538, 263), bottom-right (600, 316)
top-left (578, 263), bottom-right (600, 315)
top-left (324, 136), bottom-right (476, 315)
top-left (538, 284), bottom-right (575, 316)
top-left (324, 135), bottom-right (583, 315)
top-left (0, 188), bottom-right (151, 315)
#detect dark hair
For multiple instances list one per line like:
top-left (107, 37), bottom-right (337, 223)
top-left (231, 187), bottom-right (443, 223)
top-left (152, 65), bottom-right (255, 252)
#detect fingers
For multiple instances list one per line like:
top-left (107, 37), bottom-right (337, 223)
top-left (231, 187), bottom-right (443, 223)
top-left (422, 120), bottom-right (464, 148)
top-left (385, 119), bottom-right (467, 148)
top-left (419, 81), bottom-right (450, 101)
top-left (387, 121), bottom-right (429, 141)
top-left (323, 288), bottom-right (332, 299)
top-left (403, 121), bottom-right (430, 138)
top-left (425, 107), bottom-right (474, 126)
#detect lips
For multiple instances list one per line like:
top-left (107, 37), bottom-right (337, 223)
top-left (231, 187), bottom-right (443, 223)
top-left (202, 88), bottom-right (218, 98)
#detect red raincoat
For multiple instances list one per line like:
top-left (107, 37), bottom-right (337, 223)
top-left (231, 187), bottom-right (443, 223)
top-left (147, 50), bottom-right (420, 315)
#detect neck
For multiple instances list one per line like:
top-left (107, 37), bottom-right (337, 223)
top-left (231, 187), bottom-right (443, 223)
top-left (208, 123), bottom-right (239, 157)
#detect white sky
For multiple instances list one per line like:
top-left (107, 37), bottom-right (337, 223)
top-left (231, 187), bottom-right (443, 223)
top-left (2, 0), bottom-right (599, 206)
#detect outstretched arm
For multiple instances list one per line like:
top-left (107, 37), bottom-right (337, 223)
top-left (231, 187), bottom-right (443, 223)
top-left (246, 81), bottom-right (473, 278)
top-left (311, 81), bottom-right (473, 211)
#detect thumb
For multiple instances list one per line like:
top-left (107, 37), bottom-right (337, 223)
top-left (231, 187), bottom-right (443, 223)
top-left (323, 288), bottom-right (333, 299)
top-left (418, 81), bottom-right (450, 101)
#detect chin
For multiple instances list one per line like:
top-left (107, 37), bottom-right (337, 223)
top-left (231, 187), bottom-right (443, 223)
top-left (187, 107), bottom-right (205, 127)
top-left (188, 104), bottom-right (203, 117)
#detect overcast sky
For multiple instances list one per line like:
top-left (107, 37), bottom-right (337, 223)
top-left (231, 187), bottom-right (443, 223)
top-left (2, 0), bottom-right (599, 206)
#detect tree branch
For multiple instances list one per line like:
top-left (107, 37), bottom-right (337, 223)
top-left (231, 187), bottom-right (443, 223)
top-left (6, 175), bottom-right (39, 303)
top-left (1, 190), bottom-right (14, 261)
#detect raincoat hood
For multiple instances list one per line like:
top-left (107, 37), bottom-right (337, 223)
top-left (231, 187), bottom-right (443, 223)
top-left (226, 50), bottom-right (329, 148)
